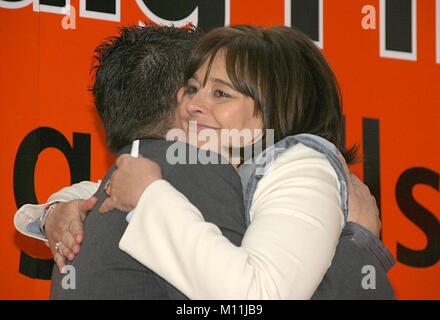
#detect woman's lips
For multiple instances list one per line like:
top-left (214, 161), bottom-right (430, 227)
top-left (188, 121), bottom-right (220, 130)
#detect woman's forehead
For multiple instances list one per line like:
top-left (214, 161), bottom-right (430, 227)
top-left (194, 50), bottom-right (230, 84)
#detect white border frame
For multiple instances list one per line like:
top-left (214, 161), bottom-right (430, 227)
top-left (33, 0), bottom-right (70, 15)
top-left (80, 0), bottom-right (120, 22)
top-left (136, 0), bottom-right (230, 28)
top-left (224, 0), bottom-right (230, 26)
top-left (136, 0), bottom-right (197, 27)
top-left (380, 0), bottom-right (417, 61)
top-left (436, 0), bottom-right (440, 64)
top-left (0, 0), bottom-right (32, 9)
top-left (284, 0), bottom-right (323, 49)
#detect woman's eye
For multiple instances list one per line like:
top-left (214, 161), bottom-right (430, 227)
top-left (185, 86), bottom-right (198, 95)
top-left (215, 90), bottom-right (230, 98)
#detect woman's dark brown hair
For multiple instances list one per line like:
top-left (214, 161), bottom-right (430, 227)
top-left (184, 25), bottom-right (357, 163)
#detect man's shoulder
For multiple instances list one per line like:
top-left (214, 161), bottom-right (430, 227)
top-left (116, 138), bottom-right (175, 173)
top-left (134, 139), bottom-right (239, 178)
top-left (122, 139), bottom-right (246, 244)
top-left (164, 143), bottom-right (240, 187)
top-left (118, 138), bottom-right (175, 157)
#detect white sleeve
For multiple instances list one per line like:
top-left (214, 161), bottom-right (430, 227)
top-left (46, 180), bottom-right (101, 203)
top-left (119, 144), bottom-right (344, 299)
top-left (14, 180), bottom-right (100, 241)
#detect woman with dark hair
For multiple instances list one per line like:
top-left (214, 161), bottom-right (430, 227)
top-left (101, 25), bottom-right (378, 299)
top-left (15, 24), bottom-right (387, 299)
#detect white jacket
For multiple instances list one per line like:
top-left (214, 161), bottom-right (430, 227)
top-left (14, 143), bottom-right (343, 299)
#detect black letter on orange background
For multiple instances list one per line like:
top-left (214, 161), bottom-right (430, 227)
top-left (13, 127), bottom-right (91, 279)
top-left (83, 0), bottom-right (116, 14)
top-left (396, 167), bottom-right (440, 268)
top-left (341, 117), bottom-right (382, 230)
top-left (363, 118), bottom-right (381, 221)
top-left (39, 0), bottom-right (66, 8)
top-left (385, 0), bottom-right (412, 53)
top-left (139, 0), bottom-right (226, 31)
top-left (289, 0), bottom-right (320, 42)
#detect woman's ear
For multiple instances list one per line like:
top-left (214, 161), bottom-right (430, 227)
top-left (177, 87), bottom-right (186, 104)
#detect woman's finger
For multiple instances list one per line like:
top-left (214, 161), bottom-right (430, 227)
top-left (69, 218), bottom-right (84, 246)
top-left (54, 252), bottom-right (66, 273)
top-left (55, 232), bottom-right (75, 260)
top-left (99, 197), bottom-right (116, 214)
top-left (78, 196), bottom-right (98, 220)
top-left (115, 154), bottom-right (131, 168)
top-left (338, 154), bottom-right (354, 193)
top-left (61, 227), bottom-right (80, 257)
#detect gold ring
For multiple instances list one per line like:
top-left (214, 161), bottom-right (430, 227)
top-left (104, 179), bottom-right (112, 196)
top-left (55, 241), bottom-right (63, 251)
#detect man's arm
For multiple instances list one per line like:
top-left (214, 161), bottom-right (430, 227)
top-left (14, 181), bottom-right (100, 271)
top-left (312, 222), bottom-right (396, 299)
top-left (14, 180), bottom-right (100, 241)
top-left (311, 154), bottom-right (395, 299)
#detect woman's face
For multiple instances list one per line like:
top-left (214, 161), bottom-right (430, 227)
top-left (177, 51), bottom-right (264, 158)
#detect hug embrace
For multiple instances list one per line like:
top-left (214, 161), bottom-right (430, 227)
top-left (15, 24), bottom-right (395, 299)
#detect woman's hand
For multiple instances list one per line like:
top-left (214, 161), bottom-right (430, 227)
top-left (339, 155), bottom-right (381, 237)
top-left (99, 154), bottom-right (163, 214)
top-left (45, 197), bottom-right (98, 272)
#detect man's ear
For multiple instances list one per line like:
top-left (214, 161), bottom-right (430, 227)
top-left (177, 87), bottom-right (186, 104)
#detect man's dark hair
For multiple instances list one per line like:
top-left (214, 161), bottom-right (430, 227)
top-left (90, 24), bottom-right (201, 153)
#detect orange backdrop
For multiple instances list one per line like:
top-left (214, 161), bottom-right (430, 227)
top-left (0, 0), bottom-right (438, 299)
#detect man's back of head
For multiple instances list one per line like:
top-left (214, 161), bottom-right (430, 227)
top-left (51, 25), bottom-right (202, 300)
top-left (91, 24), bottom-right (201, 153)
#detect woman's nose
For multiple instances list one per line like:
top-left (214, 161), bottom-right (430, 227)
top-left (186, 93), bottom-right (209, 116)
